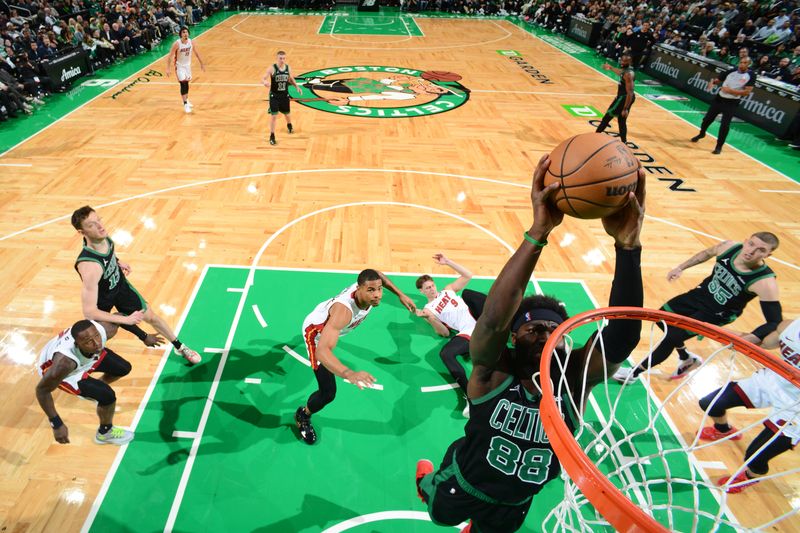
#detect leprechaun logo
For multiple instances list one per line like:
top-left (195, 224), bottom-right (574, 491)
top-left (290, 66), bottom-right (470, 118)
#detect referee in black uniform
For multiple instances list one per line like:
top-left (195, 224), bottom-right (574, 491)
top-left (691, 57), bottom-right (756, 154)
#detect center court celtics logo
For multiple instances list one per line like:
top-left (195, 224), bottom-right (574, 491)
top-left (290, 66), bottom-right (470, 118)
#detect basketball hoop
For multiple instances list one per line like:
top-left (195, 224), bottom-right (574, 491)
top-left (538, 307), bottom-right (800, 533)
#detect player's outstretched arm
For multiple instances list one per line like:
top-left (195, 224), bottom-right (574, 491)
top-left (738, 278), bottom-right (782, 345)
top-left (376, 271), bottom-right (416, 312)
top-left (436, 253), bottom-right (473, 293)
top-left (416, 308), bottom-right (450, 337)
top-left (316, 303), bottom-right (375, 389)
top-left (667, 240), bottom-right (736, 281)
top-left (580, 168), bottom-right (646, 387)
top-left (35, 354), bottom-right (77, 444)
top-left (470, 155), bottom-right (561, 381)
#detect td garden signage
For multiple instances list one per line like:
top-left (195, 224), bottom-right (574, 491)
top-left (291, 66), bottom-right (470, 118)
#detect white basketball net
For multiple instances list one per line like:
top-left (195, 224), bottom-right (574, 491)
top-left (539, 314), bottom-right (800, 533)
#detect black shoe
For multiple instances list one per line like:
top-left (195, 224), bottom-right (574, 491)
top-left (287, 123), bottom-right (293, 134)
top-left (269, 134), bottom-right (276, 146)
top-left (691, 134), bottom-right (704, 143)
top-left (295, 407), bottom-right (317, 445)
top-left (712, 148), bottom-right (722, 154)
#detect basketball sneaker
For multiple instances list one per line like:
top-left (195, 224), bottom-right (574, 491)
top-left (690, 133), bottom-right (705, 142)
top-left (186, 100), bottom-right (194, 109)
top-left (287, 123), bottom-right (293, 134)
top-left (415, 459), bottom-right (434, 502)
top-left (612, 367), bottom-right (638, 384)
top-left (671, 353), bottom-right (702, 380)
top-left (184, 103), bottom-right (191, 113)
top-left (269, 134), bottom-right (276, 146)
top-left (177, 345), bottom-right (202, 365)
top-left (718, 471), bottom-right (758, 493)
top-left (698, 425), bottom-right (742, 441)
top-left (460, 521), bottom-right (473, 533)
top-left (94, 426), bottom-right (134, 445)
top-left (295, 406), bottom-right (317, 445)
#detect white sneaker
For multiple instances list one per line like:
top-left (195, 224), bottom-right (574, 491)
top-left (612, 367), bottom-right (638, 384)
top-left (94, 426), bottom-right (134, 445)
top-left (177, 345), bottom-right (201, 364)
top-left (462, 404), bottom-right (470, 418)
top-left (186, 100), bottom-right (194, 108)
top-left (671, 354), bottom-right (702, 380)
top-left (184, 103), bottom-right (191, 113)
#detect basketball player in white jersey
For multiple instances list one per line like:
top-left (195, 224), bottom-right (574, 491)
top-left (697, 317), bottom-right (800, 493)
top-left (294, 268), bottom-right (416, 445)
top-left (166, 26), bottom-right (205, 113)
top-left (35, 320), bottom-right (135, 446)
top-left (416, 253), bottom-right (484, 417)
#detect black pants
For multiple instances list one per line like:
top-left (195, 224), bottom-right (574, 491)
top-left (307, 364), bottom-right (336, 414)
top-left (699, 95), bottom-right (740, 150)
top-left (699, 383), bottom-right (794, 474)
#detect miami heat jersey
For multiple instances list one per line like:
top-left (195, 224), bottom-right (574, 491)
top-left (176, 38), bottom-right (192, 67)
top-left (779, 318), bottom-right (800, 369)
top-left (424, 289), bottom-right (476, 337)
top-left (303, 283), bottom-right (371, 336)
top-left (37, 321), bottom-right (108, 392)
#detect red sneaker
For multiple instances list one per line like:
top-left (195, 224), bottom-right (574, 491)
top-left (718, 471), bottom-right (759, 493)
top-left (460, 520), bottom-right (473, 533)
top-left (416, 459), bottom-right (434, 502)
top-left (698, 425), bottom-right (742, 441)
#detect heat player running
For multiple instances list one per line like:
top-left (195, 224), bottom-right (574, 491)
top-left (262, 50), bottom-right (302, 146)
top-left (166, 26), bottom-right (205, 114)
top-left (595, 52), bottom-right (635, 144)
top-left (416, 253), bottom-right (485, 417)
top-left (294, 269), bottom-right (416, 445)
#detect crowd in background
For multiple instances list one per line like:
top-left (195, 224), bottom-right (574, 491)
top-left (2, 0), bottom-right (799, 124)
top-left (0, 0), bottom-right (223, 121)
top-left (522, 0), bottom-right (800, 86)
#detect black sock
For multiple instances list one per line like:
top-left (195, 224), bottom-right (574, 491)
top-left (677, 347), bottom-right (689, 360)
top-left (99, 423), bottom-right (113, 434)
top-left (172, 339), bottom-right (183, 350)
top-left (714, 422), bottom-right (732, 433)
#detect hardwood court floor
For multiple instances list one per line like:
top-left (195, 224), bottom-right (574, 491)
top-left (1, 11), bottom-right (798, 532)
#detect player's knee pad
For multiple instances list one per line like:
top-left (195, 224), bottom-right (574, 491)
top-left (179, 81), bottom-right (189, 95)
top-left (82, 380), bottom-right (116, 406)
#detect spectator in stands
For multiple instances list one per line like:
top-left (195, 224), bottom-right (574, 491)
top-left (754, 54), bottom-right (773, 76)
top-left (762, 20), bottom-right (793, 48)
top-left (16, 51), bottom-right (49, 96)
top-left (768, 57), bottom-right (794, 82)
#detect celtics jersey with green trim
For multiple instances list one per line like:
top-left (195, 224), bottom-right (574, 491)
top-left (454, 374), bottom-right (575, 505)
top-left (75, 237), bottom-right (124, 299)
top-left (270, 64), bottom-right (290, 98)
top-left (617, 66), bottom-right (634, 97)
top-left (688, 243), bottom-right (775, 316)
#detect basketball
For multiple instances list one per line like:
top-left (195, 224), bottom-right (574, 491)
top-left (421, 70), bottom-right (462, 82)
top-left (543, 133), bottom-right (639, 219)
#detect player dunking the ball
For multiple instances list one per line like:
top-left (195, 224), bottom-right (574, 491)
top-left (294, 269), bottom-right (415, 445)
top-left (166, 26), bottom-right (205, 114)
top-left (262, 50), bottom-right (302, 146)
top-left (416, 156), bottom-right (646, 533)
top-left (595, 53), bottom-right (635, 144)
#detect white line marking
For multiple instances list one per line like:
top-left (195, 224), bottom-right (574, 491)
top-left (203, 348), bottom-right (226, 354)
top-left (172, 431), bottom-right (198, 439)
top-left (696, 460), bottom-right (727, 470)
top-left (505, 19), bottom-right (798, 184)
top-left (421, 383), bottom-right (460, 392)
top-left (759, 189), bottom-right (800, 193)
top-left (244, 377), bottom-right (262, 384)
top-left (472, 89), bottom-right (609, 96)
top-left (227, 287), bottom-right (245, 292)
top-left (0, 163), bottom-right (32, 167)
top-left (80, 265), bottom-right (210, 533)
top-left (283, 345), bottom-right (311, 367)
top-left (321, 510), bottom-right (464, 532)
top-left (252, 304), bottom-right (268, 328)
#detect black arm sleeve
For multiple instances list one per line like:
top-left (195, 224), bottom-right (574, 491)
top-left (120, 323), bottom-right (148, 342)
top-left (750, 300), bottom-right (782, 341)
top-left (602, 246), bottom-right (643, 363)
